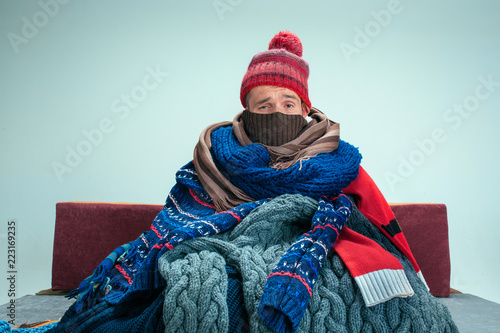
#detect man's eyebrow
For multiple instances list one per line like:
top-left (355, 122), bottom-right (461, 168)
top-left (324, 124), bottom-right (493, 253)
top-left (283, 94), bottom-right (299, 101)
top-left (255, 97), bottom-right (271, 105)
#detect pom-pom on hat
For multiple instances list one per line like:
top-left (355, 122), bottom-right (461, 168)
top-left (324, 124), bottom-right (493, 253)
top-left (240, 31), bottom-right (311, 109)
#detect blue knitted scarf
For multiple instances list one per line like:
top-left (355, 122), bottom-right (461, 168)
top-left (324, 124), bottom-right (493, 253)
top-left (65, 125), bottom-right (361, 333)
top-left (210, 126), bottom-right (361, 201)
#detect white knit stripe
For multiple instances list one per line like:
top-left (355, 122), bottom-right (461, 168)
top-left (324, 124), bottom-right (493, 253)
top-left (417, 270), bottom-right (430, 291)
top-left (354, 269), bottom-right (414, 307)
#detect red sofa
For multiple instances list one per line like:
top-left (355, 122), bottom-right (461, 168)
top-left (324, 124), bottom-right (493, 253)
top-left (51, 201), bottom-right (451, 298)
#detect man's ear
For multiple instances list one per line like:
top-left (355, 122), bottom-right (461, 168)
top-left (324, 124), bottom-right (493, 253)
top-left (302, 103), bottom-right (311, 118)
top-left (244, 91), bottom-right (252, 111)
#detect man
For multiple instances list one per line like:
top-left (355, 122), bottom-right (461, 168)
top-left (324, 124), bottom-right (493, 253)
top-left (50, 31), bottom-right (458, 333)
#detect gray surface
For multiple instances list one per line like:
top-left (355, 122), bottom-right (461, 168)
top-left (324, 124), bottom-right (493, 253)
top-left (1, 293), bottom-right (499, 331)
top-left (0, 294), bottom-right (74, 327)
top-left (438, 293), bottom-right (500, 333)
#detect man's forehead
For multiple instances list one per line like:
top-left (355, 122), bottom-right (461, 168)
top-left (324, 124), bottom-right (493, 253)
top-left (248, 86), bottom-right (300, 101)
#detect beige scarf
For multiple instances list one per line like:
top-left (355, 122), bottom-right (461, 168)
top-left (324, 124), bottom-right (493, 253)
top-left (193, 107), bottom-right (340, 212)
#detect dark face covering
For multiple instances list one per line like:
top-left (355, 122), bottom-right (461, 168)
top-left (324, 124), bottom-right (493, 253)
top-left (241, 110), bottom-right (307, 146)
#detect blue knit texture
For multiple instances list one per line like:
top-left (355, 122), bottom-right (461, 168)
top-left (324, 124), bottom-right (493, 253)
top-left (226, 266), bottom-right (250, 333)
top-left (0, 322), bottom-right (58, 333)
top-left (51, 290), bottom-right (164, 333)
top-left (210, 126), bottom-right (362, 200)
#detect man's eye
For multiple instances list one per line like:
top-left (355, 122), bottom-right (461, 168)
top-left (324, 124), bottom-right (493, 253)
top-left (285, 104), bottom-right (294, 108)
top-left (259, 105), bottom-right (269, 109)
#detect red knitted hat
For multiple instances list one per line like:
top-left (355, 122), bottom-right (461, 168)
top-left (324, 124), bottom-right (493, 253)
top-left (240, 31), bottom-right (311, 109)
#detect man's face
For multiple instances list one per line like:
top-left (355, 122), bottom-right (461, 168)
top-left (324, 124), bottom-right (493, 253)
top-left (246, 85), bottom-right (310, 118)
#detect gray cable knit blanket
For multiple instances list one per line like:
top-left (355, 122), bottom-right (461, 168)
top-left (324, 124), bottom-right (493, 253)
top-left (158, 194), bottom-right (458, 332)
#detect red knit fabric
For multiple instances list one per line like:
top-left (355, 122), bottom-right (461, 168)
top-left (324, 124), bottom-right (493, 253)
top-left (268, 30), bottom-right (303, 56)
top-left (334, 227), bottom-right (404, 277)
top-left (240, 31), bottom-right (311, 108)
top-left (342, 166), bottom-right (422, 275)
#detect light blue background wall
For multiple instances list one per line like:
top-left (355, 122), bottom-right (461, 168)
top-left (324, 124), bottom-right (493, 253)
top-left (1, 0), bottom-right (499, 307)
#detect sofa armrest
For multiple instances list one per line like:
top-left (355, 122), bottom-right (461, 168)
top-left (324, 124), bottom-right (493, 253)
top-left (389, 203), bottom-right (451, 297)
top-left (51, 202), bottom-right (163, 291)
